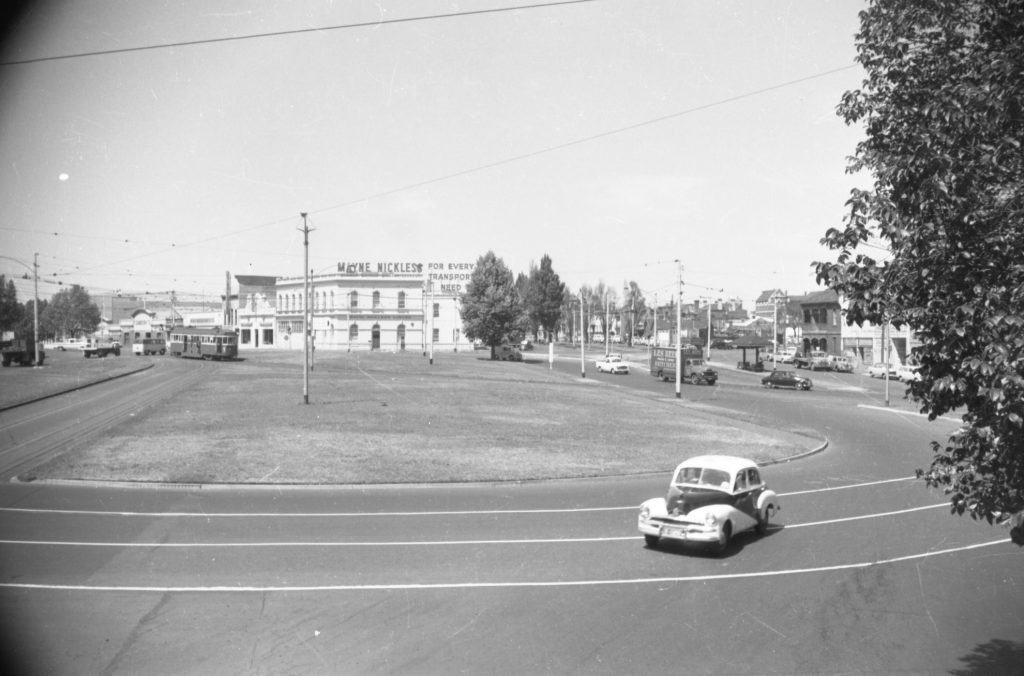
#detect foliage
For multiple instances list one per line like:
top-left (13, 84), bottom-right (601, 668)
top-left (41, 284), bottom-right (101, 338)
top-left (622, 280), bottom-right (647, 344)
top-left (815, 0), bottom-right (1024, 535)
top-left (459, 251), bottom-right (527, 356)
top-left (0, 275), bottom-right (23, 330)
top-left (524, 255), bottom-right (566, 342)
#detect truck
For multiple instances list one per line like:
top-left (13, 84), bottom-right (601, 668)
top-left (794, 350), bottom-right (830, 371)
top-left (649, 345), bottom-right (718, 385)
top-left (82, 339), bottom-right (121, 358)
top-left (1, 330), bottom-right (45, 367)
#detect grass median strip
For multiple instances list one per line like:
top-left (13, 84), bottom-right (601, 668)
top-left (21, 348), bottom-right (816, 485)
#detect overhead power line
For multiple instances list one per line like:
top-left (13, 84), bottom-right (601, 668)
top-left (0, 0), bottom-right (600, 66)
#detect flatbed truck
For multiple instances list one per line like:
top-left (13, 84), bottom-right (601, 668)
top-left (649, 345), bottom-right (718, 385)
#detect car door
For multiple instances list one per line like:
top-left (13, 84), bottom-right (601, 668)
top-left (733, 470), bottom-right (756, 524)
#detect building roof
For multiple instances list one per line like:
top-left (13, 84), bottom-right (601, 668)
top-left (236, 275), bottom-right (278, 287)
top-left (799, 289), bottom-right (839, 305)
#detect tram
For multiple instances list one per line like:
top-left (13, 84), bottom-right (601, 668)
top-left (167, 327), bottom-right (239, 360)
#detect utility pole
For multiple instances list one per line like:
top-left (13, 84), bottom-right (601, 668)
top-left (706, 298), bottom-right (712, 360)
top-left (675, 260), bottom-right (683, 399)
top-left (598, 294), bottom-right (606, 362)
top-left (33, 253), bottom-right (40, 367)
top-left (579, 292), bottom-right (585, 378)
top-left (299, 212), bottom-right (313, 405)
top-left (428, 280), bottom-right (434, 365)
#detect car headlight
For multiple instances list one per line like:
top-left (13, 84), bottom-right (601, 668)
top-left (640, 506), bottom-right (650, 520)
top-left (704, 512), bottom-right (717, 527)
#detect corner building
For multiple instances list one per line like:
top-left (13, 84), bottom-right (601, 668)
top-left (273, 261), bottom-right (475, 352)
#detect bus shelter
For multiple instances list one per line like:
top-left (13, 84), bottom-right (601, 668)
top-left (732, 336), bottom-right (774, 371)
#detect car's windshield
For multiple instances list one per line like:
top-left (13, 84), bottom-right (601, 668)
top-left (676, 466), bottom-right (731, 489)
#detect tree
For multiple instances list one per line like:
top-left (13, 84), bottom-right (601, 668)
top-left (525, 255), bottom-right (566, 342)
top-left (815, 0), bottom-right (1024, 541)
top-left (42, 284), bottom-right (101, 338)
top-left (0, 275), bottom-right (22, 330)
top-left (459, 251), bottom-right (528, 358)
top-left (622, 281), bottom-right (647, 346)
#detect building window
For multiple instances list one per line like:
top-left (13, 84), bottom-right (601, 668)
top-left (398, 291), bottom-right (406, 309)
top-left (262, 328), bottom-right (274, 346)
top-left (350, 291), bottom-right (358, 308)
top-left (349, 323), bottom-right (359, 341)
top-left (432, 302), bottom-right (439, 318)
top-left (373, 291), bottom-right (381, 308)
top-left (330, 290), bottom-right (335, 309)
top-left (432, 328), bottom-right (439, 343)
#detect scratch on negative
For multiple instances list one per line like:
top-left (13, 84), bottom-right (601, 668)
top-left (744, 611), bottom-right (787, 639)
top-left (916, 563), bottom-right (940, 640)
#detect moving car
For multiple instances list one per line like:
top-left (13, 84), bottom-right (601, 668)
top-left (867, 362), bottom-right (897, 378)
top-left (595, 356), bottom-right (629, 374)
top-left (827, 355), bottom-right (854, 373)
top-left (594, 353), bottom-right (622, 366)
top-left (761, 370), bottom-right (813, 390)
top-left (638, 455), bottom-right (780, 555)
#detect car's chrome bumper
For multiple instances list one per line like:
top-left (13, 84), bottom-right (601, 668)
top-left (638, 517), bottom-right (718, 543)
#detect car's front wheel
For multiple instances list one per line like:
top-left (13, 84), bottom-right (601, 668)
top-left (644, 534), bottom-right (659, 548)
top-left (712, 522), bottom-right (731, 556)
top-left (757, 505), bottom-right (775, 536)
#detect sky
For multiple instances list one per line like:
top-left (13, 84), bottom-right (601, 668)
top-left (0, 0), bottom-right (870, 310)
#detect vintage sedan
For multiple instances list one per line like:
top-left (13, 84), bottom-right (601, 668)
top-left (761, 370), bottom-right (812, 390)
top-left (897, 364), bottom-right (922, 382)
top-left (638, 455), bottom-right (780, 555)
top-left (866, 362), bottom-right (897, 378)
top-left (596, 356), bottom-right (629, 374)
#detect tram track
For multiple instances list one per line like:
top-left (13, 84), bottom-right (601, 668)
top-left (0, 360), bottom-right (209, 480)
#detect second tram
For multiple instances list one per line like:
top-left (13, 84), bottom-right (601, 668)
top-left (167, 327), bottom-right (238, 360)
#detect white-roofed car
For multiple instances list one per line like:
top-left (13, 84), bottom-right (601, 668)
top-left (867, 362), bottom-right (898, 378)
top-left (596, 355), bottom-right (629, 374)
top-left (638, 455), bottom-right (780, 556)
top-left (897, 363), bottom-right (922, 382)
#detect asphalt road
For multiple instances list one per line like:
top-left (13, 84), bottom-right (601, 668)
top-left (0, 349), bottom-right (1021, 675)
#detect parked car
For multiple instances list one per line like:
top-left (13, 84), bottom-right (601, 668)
top-left (794, 350), bottom-right (830, 370)
top-left (638, 455), bottom-right (781, 555)
top-left (53, 337), bottom-right (86, 351)
top-left (897, 364), bottom-right (922, 382)
top-left (761, 370), bottom-right (813, 390)
top-left (867, 362), bottom-right (897, 378)
top-left (710, 340), bottom-right (734, 350)
top-left (520, 339), bottom-right (534, 351)
top-left (827, 355), bottom-right (854, 373)
top-left (496, 344), bottom-right (522, 362)
top-left (767, 348), bottom-right (797, 364)
top-left (596, 356), bottom-right (629, 374)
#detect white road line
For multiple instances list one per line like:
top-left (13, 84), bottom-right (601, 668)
top-left (0, 539), bottom-right (1008, 592)
top-left (857, 404), bottom-right (961, 422)
top-left (0, 503), bottom-right (954, 548)
top-left (0, 477), bottom-right (926, 518)
top-left (780, 475), bottom-right (915, 496)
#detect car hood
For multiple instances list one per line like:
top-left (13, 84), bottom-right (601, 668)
top-left (666, 486), bottom-right (735, 515)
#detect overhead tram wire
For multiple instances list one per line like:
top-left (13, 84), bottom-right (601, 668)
top-left (0, 0), bottom-right (602, 66)
top-left (3, 7), bottom-right (859, 283)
